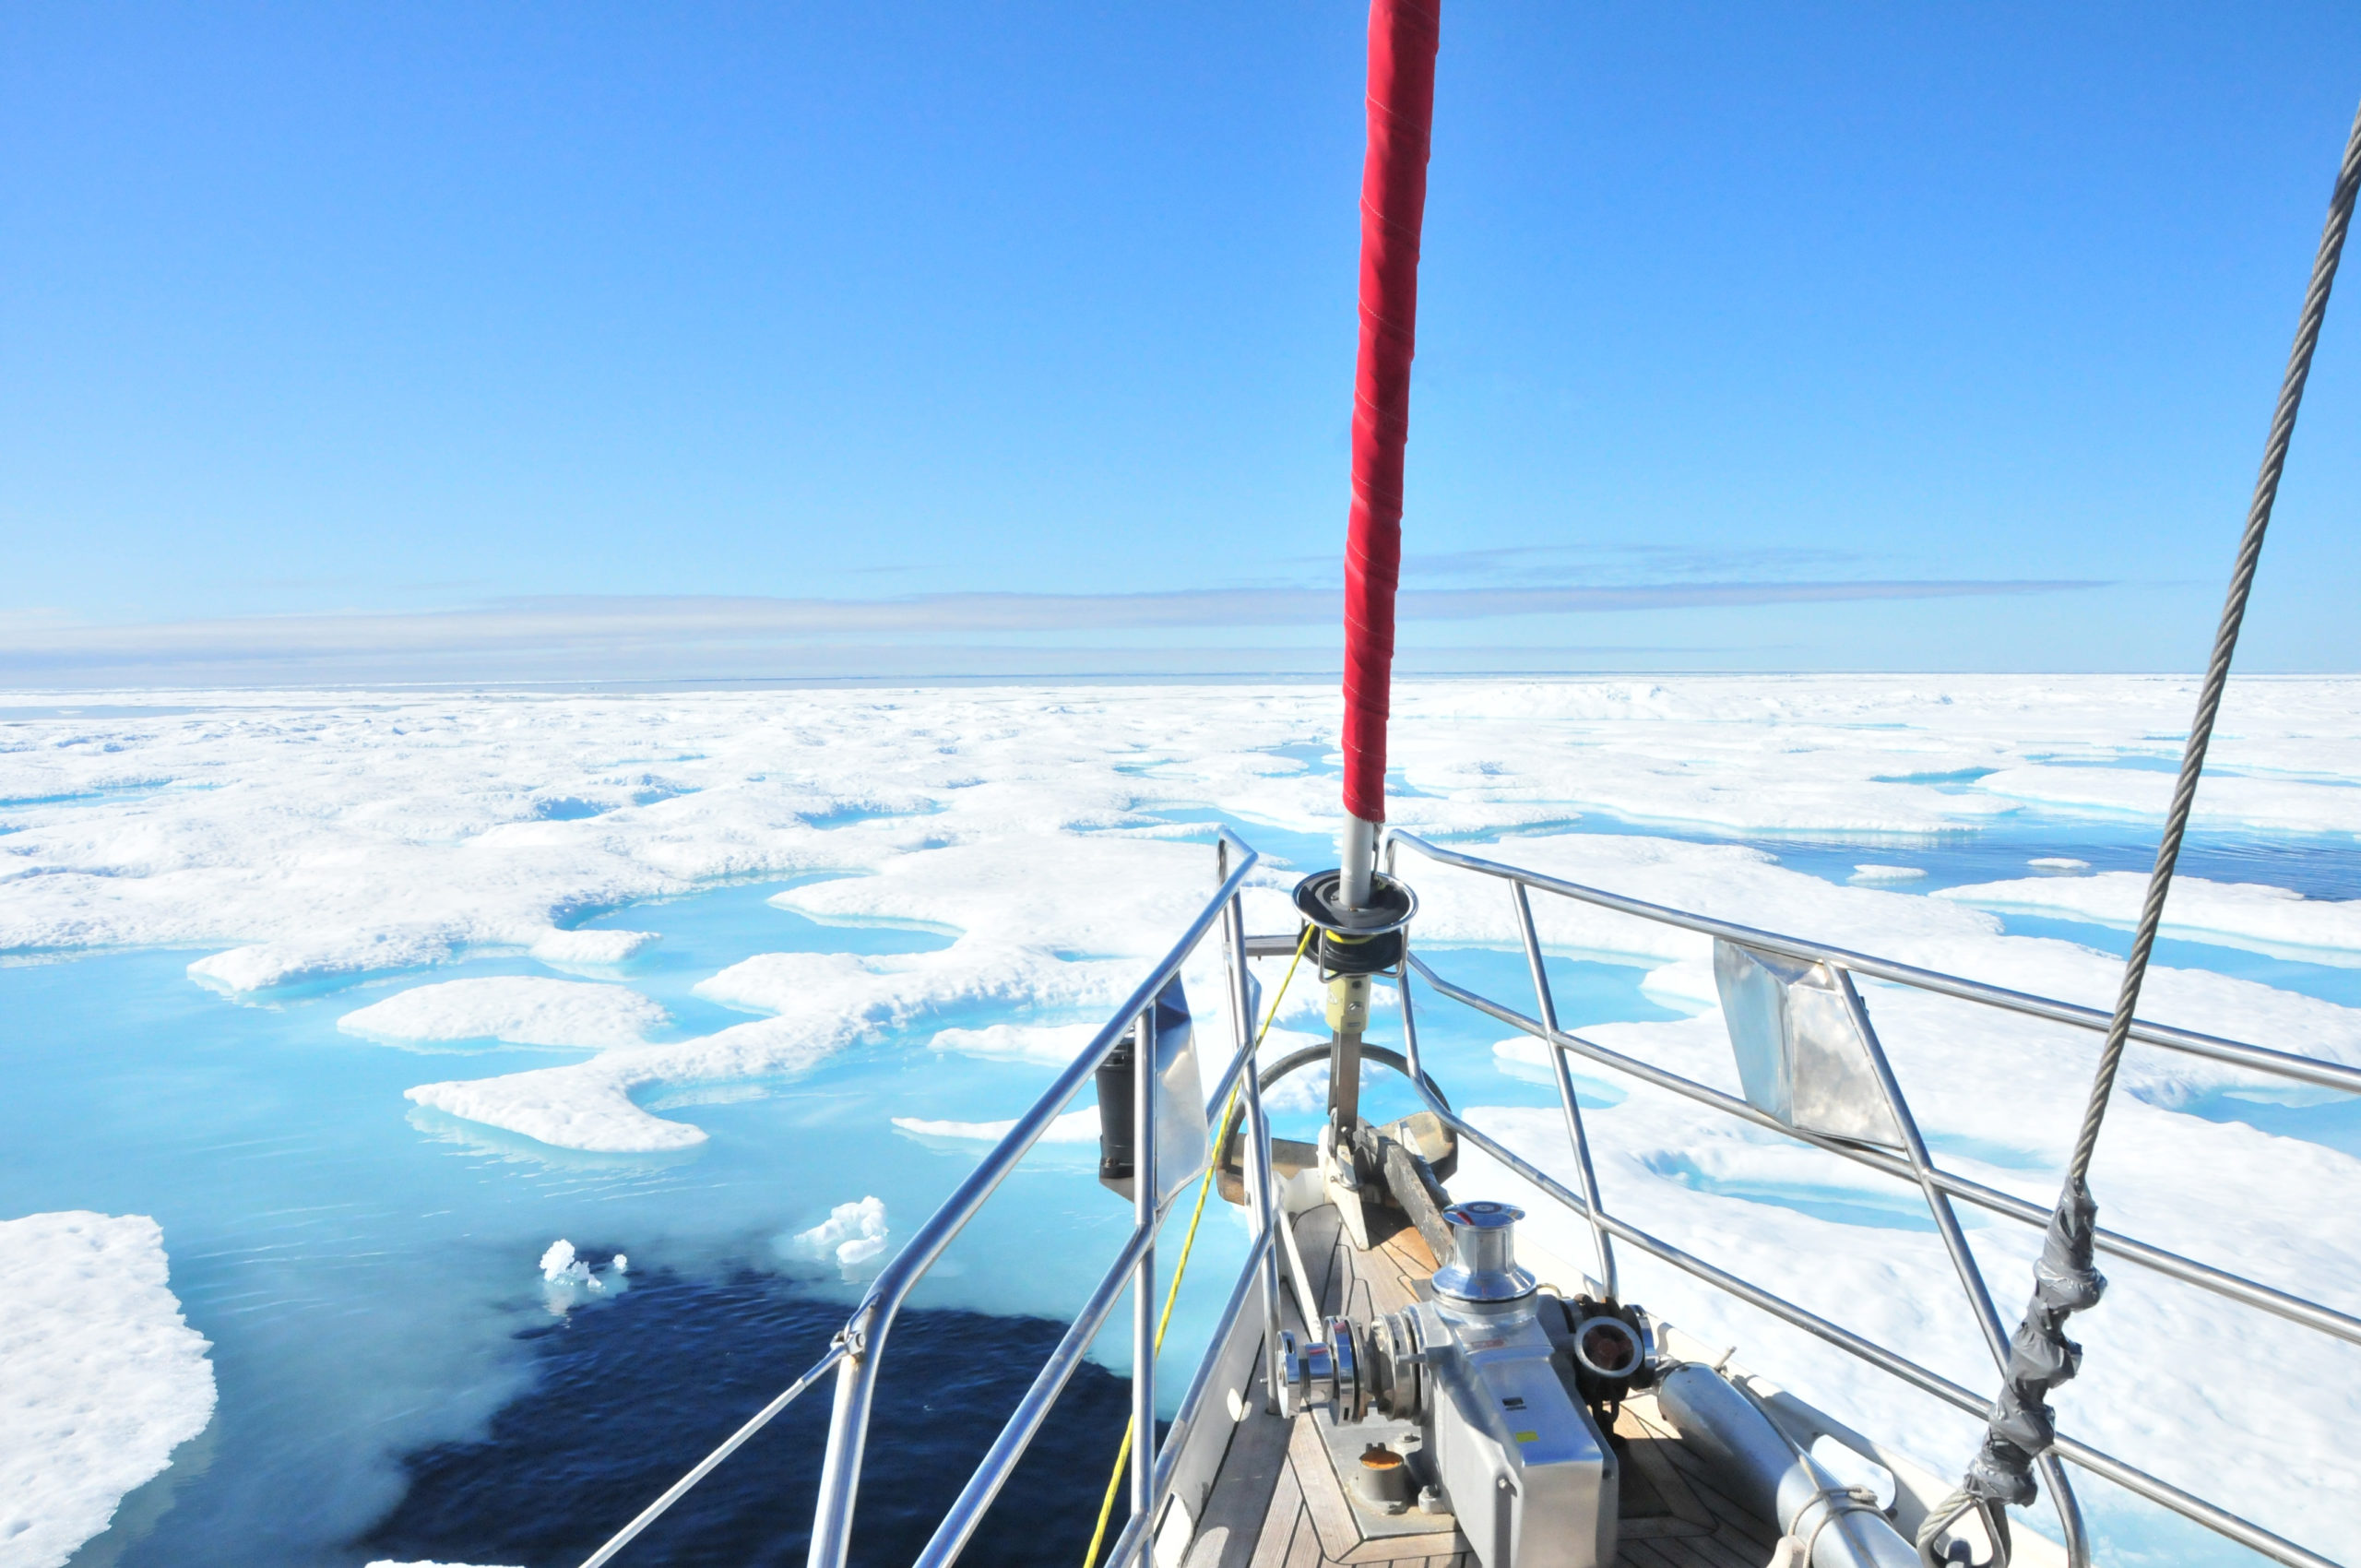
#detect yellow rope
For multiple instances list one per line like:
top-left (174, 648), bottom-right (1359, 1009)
top-left (1080, 923), bottom-right (1314, 1568)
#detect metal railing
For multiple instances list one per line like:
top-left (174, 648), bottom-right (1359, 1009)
top-left (576, 823), bottom-right (2351, 1568)
top-left (801, 826), bottom-right (1281, 1568)
top-left (1383, 829), bottom-right (2354, 1568)
top-left (571, 828), bottom-right (1281, 1568)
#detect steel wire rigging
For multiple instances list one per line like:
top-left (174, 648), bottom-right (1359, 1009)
top-left (1919, 91), bottom-right (2361, 1568)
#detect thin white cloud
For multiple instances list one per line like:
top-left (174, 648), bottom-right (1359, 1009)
top-left (0, 579), bottom-right (2102, 685)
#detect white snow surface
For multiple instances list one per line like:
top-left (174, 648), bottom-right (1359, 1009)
top-left (1939, 871), bottom-right (2361, 967)
top-left (529, 927), bottom-right (659, 967)
top-left (0, 675), bottom-right (2343, 987)
top-left (1974, 764), bottom-right (2361, 833)
top-left (340, 976), bottom-right (670, 1050)
top-left (0, 1212), bottom-right (216, 1568)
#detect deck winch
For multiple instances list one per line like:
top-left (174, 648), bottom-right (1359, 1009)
top-left (1281, 1200), bottom-right (1658, 1568)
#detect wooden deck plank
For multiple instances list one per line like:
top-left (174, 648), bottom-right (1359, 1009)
top-left (1240, 1436), bottom-right (1306, 1568)
top-left (1280, 1504), bottom-right (1323, 1568)
top-left (1287, 1408), bottom-right (1366, 1563)
top-left (1185, 1397), bottom-right (1299, 1568)
top-left (1614, 1538), bottom-right (1681, 1568)
top-left (1637, 1422), bottom-right (1778, 1551)
top-left (1690, 1529), bottom-right (1777, 1568)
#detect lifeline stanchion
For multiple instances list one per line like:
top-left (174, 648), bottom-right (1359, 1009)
top-left (1080, 925), bottom-right (1315, 1568)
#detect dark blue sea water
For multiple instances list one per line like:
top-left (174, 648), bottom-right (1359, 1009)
top-left (360, 1269), bottom-right (1141, 1568)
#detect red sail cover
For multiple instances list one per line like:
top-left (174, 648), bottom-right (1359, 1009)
top-left (1341, 0), bottom-right (1440, 826)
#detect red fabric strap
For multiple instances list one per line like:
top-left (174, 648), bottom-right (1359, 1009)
top-left (1340, 0), bottom-right (1439, 826)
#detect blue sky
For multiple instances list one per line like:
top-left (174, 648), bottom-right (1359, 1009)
top-left (6, 3), bottom-right (2361, 683)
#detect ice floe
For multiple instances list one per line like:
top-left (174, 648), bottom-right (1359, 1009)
top-left (340, 976), bottom-right (670, 1050)
top-left (7, 677), bottom-right (2361, 1562)
top-left (1937, 871), bottom-right (2361, 968)
top-left (1974, 764), bottom-right (2361, 834)
top-left (0, 1212), bottom-right (216, 1568)
top-left (893, 1108), bottom-right (1101, 1144)
top-left (792, 1196), bottom-right (891, 1274)
top-left (928, 1021), bottom-right (1103, 1063)
top-left (537, 1238), bottom-right (628, 1313)
top-left (528, 927), bottom-right (659, 967)
top-left (0, 677), bottom-right (2347, 998)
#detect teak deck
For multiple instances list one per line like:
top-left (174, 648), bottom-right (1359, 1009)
top-left (1173, 1205), bottom-right (1783, 1568)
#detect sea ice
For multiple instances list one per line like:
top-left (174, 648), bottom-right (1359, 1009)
top-left (528, 928), bottom-right (659, 967)
top-left (340, 976), bottom-right (670, 1050)
top-left (792, 1196), bottom-right (891, 1274)
top-left (3, 676), bottom-right (2352, 1005)
top-left (929, 1021), bottom-right (1103, 1063)
top-left (6, 677), bottom-right (2361, 1565)
top-left (892, 1108), bottom-right (1101, 1144)
top-left (0, 1212), bottom-right (216, 1568)
top-left (1849, 864), bottom-right (1926, 882)
top-left (1975, 764), bottom-right (2361, 834)
top-left (1938, 872), bottom-right (2361, 968)
top-left (2026, 856), bottom-right (2090, 872)
top-left (537, 1238), bottom-right (627, 1313)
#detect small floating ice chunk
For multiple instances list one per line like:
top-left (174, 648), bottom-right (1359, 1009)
top-left (1, 1212), bottom-right (217, 1568)
top-left (538, 1238), bottom-right (629, 1313)
top-left (2028, 857), bottom-right (2091, 873)
top-left (1849, 864), bottom-right (1925, 883)
top-left (529, 928), bottom-right (659, 967)
top-left (342, 977), bottom-right (668, 1051)
top-left (793, 1197), bottom-right (892, 1274)
top-left (366, 1561), bottom-right (528, 1567)
top-left (892, 1108), bottom-right (1100, 1144)
top-left (928, 1022), bottom-right (1100, 1064)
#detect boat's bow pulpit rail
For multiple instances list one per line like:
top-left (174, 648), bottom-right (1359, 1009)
top-left (564, 821), bottom-right (2355, 1568)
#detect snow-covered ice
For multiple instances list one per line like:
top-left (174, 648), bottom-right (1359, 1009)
top-left (1974, 764), bottom-right (2361, 834)
top-left (1939, 871), bottom-right (2361, 967)
top-left (0, 1212), bottom-right (216, 1568)
top-left (792, 1196), bottom-right (891, 1274)
top-left (340, 976), bottom-right (670, 1050)
top-left (539, 1238), bottom-right (587, 1281)
top-left (4, 675), bottom-right (2359, 1565)
top-left (528, 927), bottom-right (660, 968)
top-left (536, 1237), bottom-right (628, 1313)
top-left (893, 1107), bottom-right (1101, 1144)
top-left (928, 1021), bottom-right (1103, 1063)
